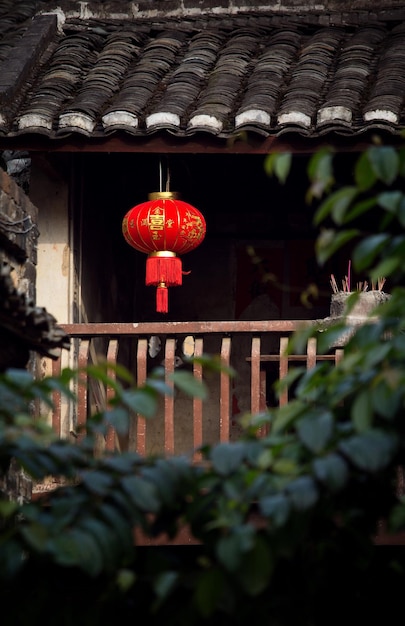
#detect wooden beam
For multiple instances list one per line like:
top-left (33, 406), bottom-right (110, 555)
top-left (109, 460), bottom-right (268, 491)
top-left (0, 129), bottom-right (402, 154)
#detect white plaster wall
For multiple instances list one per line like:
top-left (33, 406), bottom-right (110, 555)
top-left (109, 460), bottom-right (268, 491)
top-left (29, 161), bottom-right (73, 437)
top-left (29, 162), bottom-right (71, 324)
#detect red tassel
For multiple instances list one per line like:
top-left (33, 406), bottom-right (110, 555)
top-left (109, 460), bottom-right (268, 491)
top-left (146, 254), bottom-right (182, 286)
top-left (156, 284), bottom-right (168, 313)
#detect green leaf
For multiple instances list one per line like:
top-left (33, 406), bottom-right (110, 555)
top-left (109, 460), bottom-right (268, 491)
top-left (121, 475), bottom-right (160, 513)
top-left (74, 518), bottom-right (118, 569)
top-left (296, 409), bottom-right (333, 453)
top-left (312, 454), bottom-right (349, 491)
top-left (4, 368), bottom-right (33, 388)
top-left (388, 502), bottom-right (405, 533)
top-left (17, 452), bottom-right (53, 480)
top-left (47, 442), bottom-right (87, 467)
top-left (84, 365), bottom-right (121, 395)
top-left (109, 489), bottom-right (136, 520)
top-left (116, 568), bottom-right (136, 592)
top-left (306, 148), bottom-right (335, 201)
top-left (43, 377), bottom-right (76, 401)
top-left (397, 196), bottom-right (405, 227)
top-left (194, 567), bottom-right (226, 617)
top-left (98, 503), bottom-right (134, 551)
top-left (80, 470), bottom-right (114, 496)
top-left (101, 453), bottom-right (139, 473)
top-left (354, 150), bottom-right (377, 191)
top-left (259, 493), bottom-right (290, 527)
top-left (145, 376), bottom-right (173, 396)
top-left (351, 390), bottom-right (373, 432)
top-left (315, 186), bottom-right (358, 226)
top-left (171, 370), bottom-right (208, 399)
top-left (367, 146), bottom-right (399, 185)
top-left (121, 389), bottom-right (158, 418)
top-left (316, 228), bottom-right (359, 265)
top-left (377, 190), bottom-right (403, 213)
top-left (235, 536), bottom-right (273, 596)
top-left (316, 323), bottom-right (349, 353)
top-left (369, 256), bottom-right (400, 282)
top-left (52, 528), bottom-right (104, 576)
top-left (371, 381), bottom-right (401, 420)
top-left (272, 401), bottom-right (305, 434)
top-left (153, 570), bottom-right (179, 606)
top-left (273, 367), bottom-right (303, 401)
top-left (339, 430), bottom-right (398, 472)
top-left (0, 499), bottom-right (19, 517)
top-left (210, 442), bottom-right (245, 476)
top-left (20, 522), bottom-right (49, 552)
top-left (285, 476), bottom-right (319, 511)
top-left (192, 353), bottom-right (235, 377)
top-left (352, 233), bottom-right (390, 271)
top-left (273, 458), bottom-right (299, 475)
top-left (344, 197), bottom-right (376, 223)
top-left (217, 533), bottom-right (244, 571)
top-left (264, 153), bottom-right (292, 184)
top-left (274, 152), bottom-right (292, 184)
top-left (141, 464), bottom-right (177, 505)
top-left (53, 518), bottom-right (114, 575)
top-left (103, 407), bottom-right (129, 434)
top-left (361, 342), bottom-right (391, 368)
top-left (0, 540), bottom-right (25, 579)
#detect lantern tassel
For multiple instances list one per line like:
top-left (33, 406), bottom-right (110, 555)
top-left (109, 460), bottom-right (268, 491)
top-left (146, 254), bottom-right (182, 286)
top-left (156, 283), bottom-right (169, 314)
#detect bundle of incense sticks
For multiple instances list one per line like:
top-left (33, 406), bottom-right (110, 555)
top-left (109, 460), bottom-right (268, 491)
top-left (372, 277), bottom-right (386, 291)
top-left (330, 273), bottom-right (351, 293)
top-left (330, 274), bottom-right (386, 293)
top-left (330, 274), bottom-right (339, 293)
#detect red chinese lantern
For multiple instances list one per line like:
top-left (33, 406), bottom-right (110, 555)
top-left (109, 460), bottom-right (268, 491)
top-left (122, 191), bottom-right (206, 313)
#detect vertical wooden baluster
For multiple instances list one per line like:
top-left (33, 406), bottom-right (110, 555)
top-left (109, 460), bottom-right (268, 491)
top-left (105, 339), bottom-right (119, 452)
top-left (250, 336), bottom-right (261, 415)
top-left (335, 348), bottom-right (344, 364)
top-left (220, 336), bottom-right (231, 443)
top-left (77, 339), bottom-right (90, 442)
top-left (307, 337), bottom-right (317, 370)
top-left (258, 369), bottom-right (268, 437)
top-left (279, 337), bottom-right (289, 406)
top-left (193, 337), bottom-right (203, 460)
top-left (51, 357), bottom-right (62, 438)
top-left (134, 338), bottom-right (148, 455)
top-left (164, 338), bottom-right (176, 455)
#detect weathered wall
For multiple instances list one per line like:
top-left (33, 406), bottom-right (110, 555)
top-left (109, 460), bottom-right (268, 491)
top-left (47, 0), bottom-right (405, 20)
top-left (0, 166), bottom-right (39, 501)
top-left (0, 166), bottom-right (38, 302)
top-left (29, 158), bottom-right (71, 324)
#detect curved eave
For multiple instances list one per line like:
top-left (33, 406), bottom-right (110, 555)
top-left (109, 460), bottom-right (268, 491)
top-left (1, 119), bottom-right (405, 141)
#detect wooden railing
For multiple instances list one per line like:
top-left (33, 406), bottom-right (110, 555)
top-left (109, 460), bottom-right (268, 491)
top-left (34, 320), bottom-right (405, 547)
top-left (41, 321), bottom-right (343, 457)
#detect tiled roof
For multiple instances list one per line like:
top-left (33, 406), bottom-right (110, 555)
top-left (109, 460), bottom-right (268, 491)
top-left (1, 8), bottom-right (405, 140)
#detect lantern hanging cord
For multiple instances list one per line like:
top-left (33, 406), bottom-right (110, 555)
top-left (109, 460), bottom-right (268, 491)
top-left (159, 158), bottom-right (162, 192)
top-left (166, 163), bottom-right (171, 192)
top-left (158, 157), bottom-right (171, 192)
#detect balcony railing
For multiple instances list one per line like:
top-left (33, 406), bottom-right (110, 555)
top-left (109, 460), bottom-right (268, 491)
top-left (34, 320), bottom-right (405, 546)
top-left (38, 321), bottom-right (344, 459)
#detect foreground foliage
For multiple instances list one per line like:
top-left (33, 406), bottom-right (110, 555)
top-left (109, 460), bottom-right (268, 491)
top-left (2, 144), bottom-right (405, 625)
